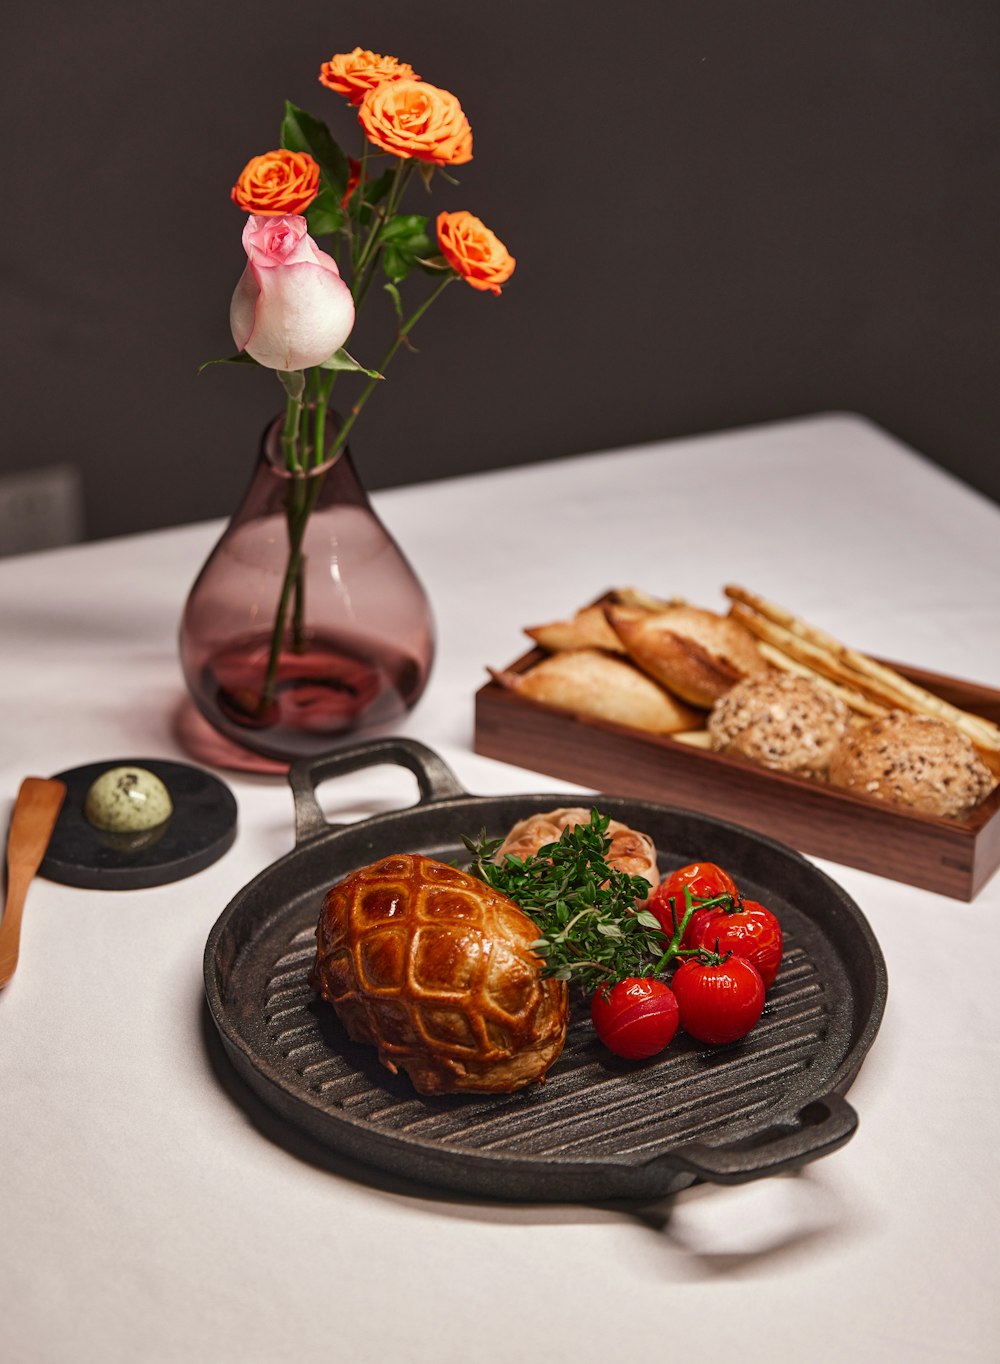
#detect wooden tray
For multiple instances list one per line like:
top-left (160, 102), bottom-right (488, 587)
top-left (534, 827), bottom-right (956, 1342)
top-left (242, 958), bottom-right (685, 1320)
top-left (474, 647), bottom-right (1000, 901)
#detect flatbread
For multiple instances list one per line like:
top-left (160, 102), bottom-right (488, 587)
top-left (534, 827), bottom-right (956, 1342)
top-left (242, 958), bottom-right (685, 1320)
top-left (490, 648), bottom-right (701, 734)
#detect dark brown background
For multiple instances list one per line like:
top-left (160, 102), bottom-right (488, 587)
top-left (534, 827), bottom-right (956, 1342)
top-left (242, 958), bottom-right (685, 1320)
top-left (4, 0), bottom-right (999, 542)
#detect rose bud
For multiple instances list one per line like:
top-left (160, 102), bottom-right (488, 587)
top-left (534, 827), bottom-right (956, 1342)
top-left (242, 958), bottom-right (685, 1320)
top-left (230, 215), bottom-right (355, 372)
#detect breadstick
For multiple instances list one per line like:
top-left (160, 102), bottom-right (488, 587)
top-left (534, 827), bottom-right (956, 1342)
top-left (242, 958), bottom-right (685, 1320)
top-left (756, 641), bottom-right (888, 718)
top-left (670, 728), bottom-right (712, 748)
top-left (725, 585), bottom-right (1000, 761)
top-left (729, 604), bottom-right (906, 706)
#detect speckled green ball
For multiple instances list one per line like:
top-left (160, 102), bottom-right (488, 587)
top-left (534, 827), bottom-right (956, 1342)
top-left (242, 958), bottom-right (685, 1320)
top-left (84, 766), bottom-right (174, 833)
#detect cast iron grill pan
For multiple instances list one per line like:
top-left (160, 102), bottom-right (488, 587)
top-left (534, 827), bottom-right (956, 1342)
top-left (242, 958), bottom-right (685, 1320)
top-left (205, 739), bottom-right (887, 1202)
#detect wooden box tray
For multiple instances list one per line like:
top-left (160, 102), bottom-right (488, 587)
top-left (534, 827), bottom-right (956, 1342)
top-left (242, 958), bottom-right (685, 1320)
top-left (474, 647), bottom-right (1000, 901)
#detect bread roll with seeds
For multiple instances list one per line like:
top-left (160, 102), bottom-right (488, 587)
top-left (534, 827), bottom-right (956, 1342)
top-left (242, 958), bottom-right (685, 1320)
top-left (828, 710), bottom-right (995, 819)
top-left (708, 673), bottom-right (849, 777)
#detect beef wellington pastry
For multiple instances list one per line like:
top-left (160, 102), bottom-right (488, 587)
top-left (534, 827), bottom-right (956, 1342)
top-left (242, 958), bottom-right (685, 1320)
top-left (606, 604), bottom-right (768, 708)
top-left (310, 854), bottom-right (568, 1096)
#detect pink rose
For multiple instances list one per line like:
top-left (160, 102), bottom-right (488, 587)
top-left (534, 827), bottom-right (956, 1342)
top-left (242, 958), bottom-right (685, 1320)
top-left (230, 215), bottom-right (355, 371)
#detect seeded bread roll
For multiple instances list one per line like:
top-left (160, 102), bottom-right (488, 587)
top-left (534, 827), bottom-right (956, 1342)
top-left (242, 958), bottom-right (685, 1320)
top-left (708, 672), bottom-right (849, 777)
top-left (828, 710), bottom-right (995, 819)
top-left (606, 604), bottom-right (768, 708)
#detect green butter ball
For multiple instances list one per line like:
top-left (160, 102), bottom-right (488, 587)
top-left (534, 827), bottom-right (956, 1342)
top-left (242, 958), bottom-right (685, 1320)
top-left (84, 766), bottom-right (174, 833)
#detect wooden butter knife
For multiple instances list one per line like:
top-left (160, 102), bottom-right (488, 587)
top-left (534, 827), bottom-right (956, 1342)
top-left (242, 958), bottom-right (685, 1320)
top-left (0, 777), bottom-right (67, 990)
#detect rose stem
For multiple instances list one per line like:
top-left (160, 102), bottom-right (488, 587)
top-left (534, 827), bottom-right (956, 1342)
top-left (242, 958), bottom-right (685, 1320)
top-left (258, 276), bottom-right (455, 709)
top-left (330, 274), bottom-right (455, 459)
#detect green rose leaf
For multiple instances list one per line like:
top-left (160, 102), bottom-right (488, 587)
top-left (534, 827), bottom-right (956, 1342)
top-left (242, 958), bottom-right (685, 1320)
top-left (320, 348), bottom-right (384, 380)
top-left (350, 170), bottom-right (395, 227)
top-left (380, 214), bottom-right (433, 284)
top-left (277, 369), bottom-right (306, 402)
top-left (281, 100), bottom-right (350, 200)
top-left (363, 169), bottom-right (396, 206)
top-left (383, 281), bottom-right (404, 318)
top-left (305, 185), bottom-right (344, 237)
top-left (381, 247), bottom-right (408, 285)
top-left (197, 353), bottom-right (260, 373)
top-left (380, 214), bottom-right (430, 246)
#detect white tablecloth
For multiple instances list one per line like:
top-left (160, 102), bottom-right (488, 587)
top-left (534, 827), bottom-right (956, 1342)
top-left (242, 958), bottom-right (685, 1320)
top-left (2, 414), bottom-right (998, 1364)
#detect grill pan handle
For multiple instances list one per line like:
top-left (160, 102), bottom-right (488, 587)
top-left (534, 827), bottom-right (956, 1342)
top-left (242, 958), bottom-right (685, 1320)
top-left (288, 738), bottom-right (468, 845)
top-left (658, 1092), bottom-right (858, 1185)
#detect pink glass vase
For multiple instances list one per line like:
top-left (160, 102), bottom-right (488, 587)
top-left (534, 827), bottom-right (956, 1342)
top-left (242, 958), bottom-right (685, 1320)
top-left (179, 414), bottom-right (435, 764)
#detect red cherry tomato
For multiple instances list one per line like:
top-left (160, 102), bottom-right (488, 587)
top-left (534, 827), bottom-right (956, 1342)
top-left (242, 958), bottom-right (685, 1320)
top-left (648, 862), bottom-right (739, 944)
top-left (694, 898), bottom-right (783, 989)
top-left (671, 955), bottom-right (765, 1044)
top-left (591, 977), bottom-right (679, 1059)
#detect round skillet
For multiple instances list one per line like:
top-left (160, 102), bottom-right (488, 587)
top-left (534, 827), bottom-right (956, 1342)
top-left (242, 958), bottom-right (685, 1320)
top-left (204, 737), bottom-right (887, 1202)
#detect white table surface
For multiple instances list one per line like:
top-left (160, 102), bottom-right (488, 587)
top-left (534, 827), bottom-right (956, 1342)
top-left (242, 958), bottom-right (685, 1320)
top-left (2, 413), bottom-right (999, 1364)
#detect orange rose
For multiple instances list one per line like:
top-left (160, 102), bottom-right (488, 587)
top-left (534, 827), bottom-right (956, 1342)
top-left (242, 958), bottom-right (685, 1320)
top-left (231, 150), bottom-right (320, 217)
top-left (319, 48), bottom-right (419, 106)
top-left (358, 81), bottom-right (473, 166)
top-left (436, 212), bottom-right (515, 295)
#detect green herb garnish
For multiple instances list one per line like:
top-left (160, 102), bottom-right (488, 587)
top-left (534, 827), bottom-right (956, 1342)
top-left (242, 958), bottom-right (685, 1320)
top-left (464, 809), bottom-right (670, 993)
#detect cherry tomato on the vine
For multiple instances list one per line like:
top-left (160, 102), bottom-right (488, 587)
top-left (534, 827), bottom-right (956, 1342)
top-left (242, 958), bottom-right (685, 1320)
top-left (671, 955), bottom-right (765, 1045)
top-left (591, 977), bottom-right (679, 1059)
top-left (648, 862), bottom-right (739, 944)
top-left (693, 898), bottom-right (783, 989)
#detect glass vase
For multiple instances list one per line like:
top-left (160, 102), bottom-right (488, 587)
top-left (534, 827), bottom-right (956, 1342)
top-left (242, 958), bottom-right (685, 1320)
top-left (179, 413), bottom-right (435, 765)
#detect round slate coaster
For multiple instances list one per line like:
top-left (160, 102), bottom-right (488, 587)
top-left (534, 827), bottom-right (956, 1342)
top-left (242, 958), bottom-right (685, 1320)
top-left (41, 758), bottom-right (238, 890)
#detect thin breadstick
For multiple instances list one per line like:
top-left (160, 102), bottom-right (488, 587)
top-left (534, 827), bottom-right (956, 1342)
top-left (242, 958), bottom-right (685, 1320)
top-left (725, 585), bottom-right (1000, 756)
top-left (670, 728), bottom-right (712, 748)
top-left (734, 601), bottom-right (1000, 750)
top-left (756, 642), bottom-right (888, 717)
top-left (730, 604), bottom-right (908, 708)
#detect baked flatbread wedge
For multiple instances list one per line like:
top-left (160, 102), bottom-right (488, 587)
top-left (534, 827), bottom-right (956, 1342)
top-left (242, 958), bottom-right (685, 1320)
top-left (606, 604), bottom-right (767, 708)
top-left (525, 604), bottom-right (626, 654)
top-left (490, 648), bottom-right (700, 734)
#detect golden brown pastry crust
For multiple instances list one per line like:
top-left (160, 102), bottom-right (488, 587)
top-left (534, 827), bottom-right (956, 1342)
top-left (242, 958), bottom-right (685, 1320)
top-left (828, 710), bottom-right (995, 819)
top-left (310, 854), bottom-right (568, 1095)
top-left (490, 648), bottom-right (700, 734)
top-left (606, 605), bottom-right (767, 708)
top-left (524, 604), bottom-right (627, 654)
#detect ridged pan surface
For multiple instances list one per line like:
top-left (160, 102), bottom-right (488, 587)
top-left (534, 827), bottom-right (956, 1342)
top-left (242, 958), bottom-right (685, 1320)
top-left (205, 740), bottom-right (887, 1202)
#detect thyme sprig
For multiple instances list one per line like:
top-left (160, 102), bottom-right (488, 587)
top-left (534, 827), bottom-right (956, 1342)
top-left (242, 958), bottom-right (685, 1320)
top-left (464, 810), bottom-right (670, 993)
